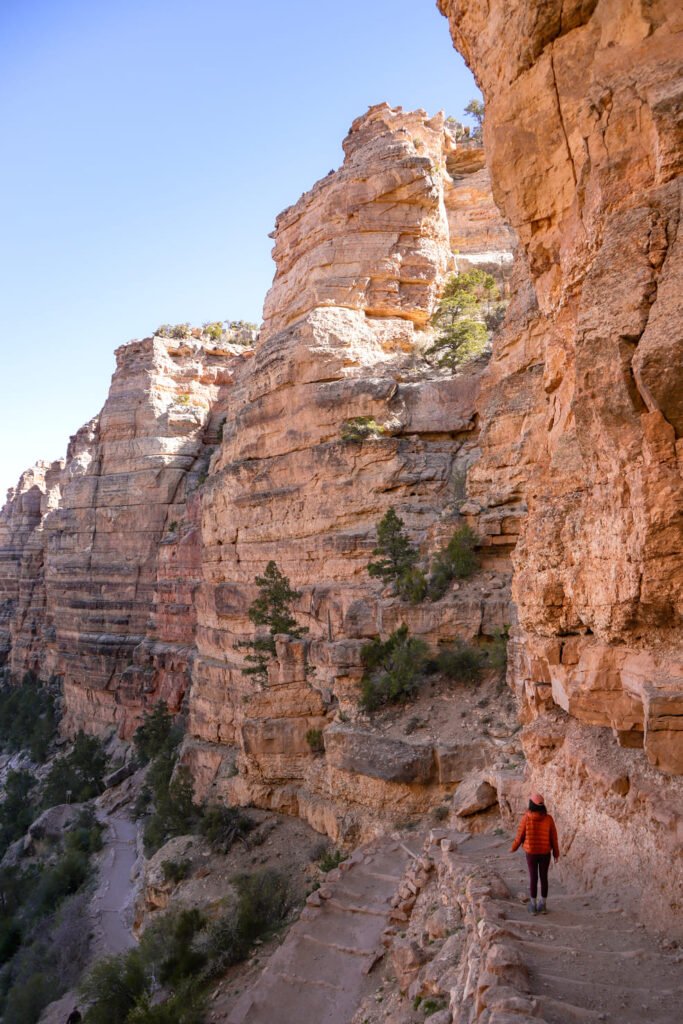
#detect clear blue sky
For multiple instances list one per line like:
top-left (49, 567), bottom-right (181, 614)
top-left (0, 0), bottom-right (478, 501)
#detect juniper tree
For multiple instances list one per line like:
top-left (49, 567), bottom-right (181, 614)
top-left (464, 98), bottom-right (484, 139)
top-left (425, 270), bottom-right (499, 371)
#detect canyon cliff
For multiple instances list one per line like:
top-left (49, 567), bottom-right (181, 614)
top-left (439, 0), bottom-right (683, 928)
top-left (1, 0), bottom-right (681, 936)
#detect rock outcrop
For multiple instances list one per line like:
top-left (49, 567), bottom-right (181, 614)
top-left (188, 105), bottom-right (515, 840)
top-left (438, 0), bottom-right (683, 927)
top-left (3, 6), bottom-right (680, 932)
top-left (2, 337), bottom-right (248, 735)
top-left (1, 106), bottom-right (514, 840)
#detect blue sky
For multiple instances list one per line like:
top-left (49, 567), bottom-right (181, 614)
top-left (0, 0), bottom-right (478, 501)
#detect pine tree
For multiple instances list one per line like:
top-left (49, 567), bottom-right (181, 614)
top-left (241, 561), bottom-right (307, 683)
top-left (367, 509), bottom-right (420, 586)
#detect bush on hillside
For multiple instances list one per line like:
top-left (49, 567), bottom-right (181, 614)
top-left (425, 270), bottom-right (498, 371)
top-left (0, 771), bottom-right (37, 859)
top-left (198, 805), bottom-right (253, 855)
top-left (133, 702), bottom-right (180, 765)
top-left (427, 524), bottom-right (480, 600)
top-left (359, 626), bottom-right (429, 712)
top-left (434, 641), bottom-right (484, 683)
top-left (340, 417), bottom-right (386, 442)
top-left (240, 561), bottom-right (307, 684)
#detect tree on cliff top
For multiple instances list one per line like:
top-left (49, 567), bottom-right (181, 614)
top-left (464, 98), bottom-right (484, 139)
top-left (241, 561), bottom-right (308, 684)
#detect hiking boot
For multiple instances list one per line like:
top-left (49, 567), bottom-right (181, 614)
top-left (527, 898), bottom-right (537, 914)
top-left (537, 898), bottom-right (547, 914)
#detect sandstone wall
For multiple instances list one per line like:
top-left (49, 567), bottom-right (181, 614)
top-left (438, 0), bottom-right (683, 926)
top-left (0, 460), bottom-right (62, 674)
top-left (187, 105), bottom-right (516, 840)
top-left (2, 337), bottom-right (247, 736)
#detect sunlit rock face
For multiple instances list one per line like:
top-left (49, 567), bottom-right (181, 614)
top-left (187, 105), bottom-right (515, 840)
top-left (1, 105), bottom-right (513, 814)
top-left (0, 460), bottom-right (62, 674)
top-left (439, 0), bottom-right (683, 929)
top-left (2, 337), bottom-right (246, 736)
top-left (262, 103), bottom-right (513, 337)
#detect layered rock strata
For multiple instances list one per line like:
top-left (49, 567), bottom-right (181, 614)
top-left (438, 0), bottom-right (683, 923)
top-left (187, 105), bottom-right (515, 840)
top-left (2, 106), bottom-right (514, 839)
top-left (2, 337), bottom-right (247, 735)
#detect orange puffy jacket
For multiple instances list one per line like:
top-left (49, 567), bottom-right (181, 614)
top-left (511, 810), bottom-right (560, 857)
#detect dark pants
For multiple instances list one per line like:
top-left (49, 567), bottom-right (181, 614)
top-left (526, 852), bottom-right (551, 898)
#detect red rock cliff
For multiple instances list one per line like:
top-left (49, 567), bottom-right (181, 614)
top-left (188, 105), bottom-right (516, 840)
top-left (438, 0), bottom-right (683, 927)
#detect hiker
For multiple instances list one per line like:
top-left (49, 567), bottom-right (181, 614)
top-left (510, 791), bottom-right (560, 914)
top-left (66, 1011), bottom-right (81, 1024)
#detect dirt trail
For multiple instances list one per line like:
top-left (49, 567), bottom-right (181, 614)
top-left (91, 813), bottom-right (138, 955)
top-left (225, 838), bottom-right (410, 1024)
top-left (39, 812), bottom-right (138, 1024)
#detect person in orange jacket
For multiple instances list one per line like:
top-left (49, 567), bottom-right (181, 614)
top-left (511, 791), bottom-right (560, 914)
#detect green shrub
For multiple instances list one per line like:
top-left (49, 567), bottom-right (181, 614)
top-left (202, 321), bottom-right (224, 341)
top-left (427, 525), bottom-right (480, 600)
top-left (486, 629), bottom-right (509, 676)
top-left (435, 641), bottom-right (484, 683)
top-left (367, 509), bottom-right (420, 593)
top-left (143, 765), bottom-right (198, 856)
top-left (65, 807), bottom-right (104, 855)
top-left (231, 869), bottom-right (292, 946)
top-left (161, 859), bottom-right (191, 885)
top-left (169, 323), bottom-right (191, 340)
top-left (139, 908), bottom-right (207, 988)
top-left (3, 969), bottom-right (57, 1024)
top-left (0, 917), bottom-right (21, 965)
top-left (340, 417), bottom-right (385, 442)
top-left (197, 869), bottom-right (292, 981)
top-left (317, 849), bottom-right (344, 873)
top-left (81, 950), bottom-right (149, 1024)
top-left (396, 566), bottom-right (428, 604)
top-left (305, 728), bottom-right (324, 754)
top-left (423, 998), bottom-right (447, 1016)
top-left (426, 270), bottom-right (498, 371)
top-left (136, 710), bottom-right (197, 856)
top-left (0, 771), bottom-right (37, 859)
top-left (0, 865), bottom-right (38, 917)
top-left (131, 786), bottom-right (152, 820)
top-left (0, 677), bottom-right (57, 763)
top-left (199, 805), bottom-right (253, 854)
top-left (126, 989), bottom-right (205, 1024)
top-left (42, 732), bottom-right (107, 807)
top-left (464, 97), bottom-right (484, 136)
top-left (359, 626), bottom-right (429, 712)
top-left (31, 850), bottom-right (90, 917)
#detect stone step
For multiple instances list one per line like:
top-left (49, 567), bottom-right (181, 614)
top-left (225, 838), bottom-right (409, 1024)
